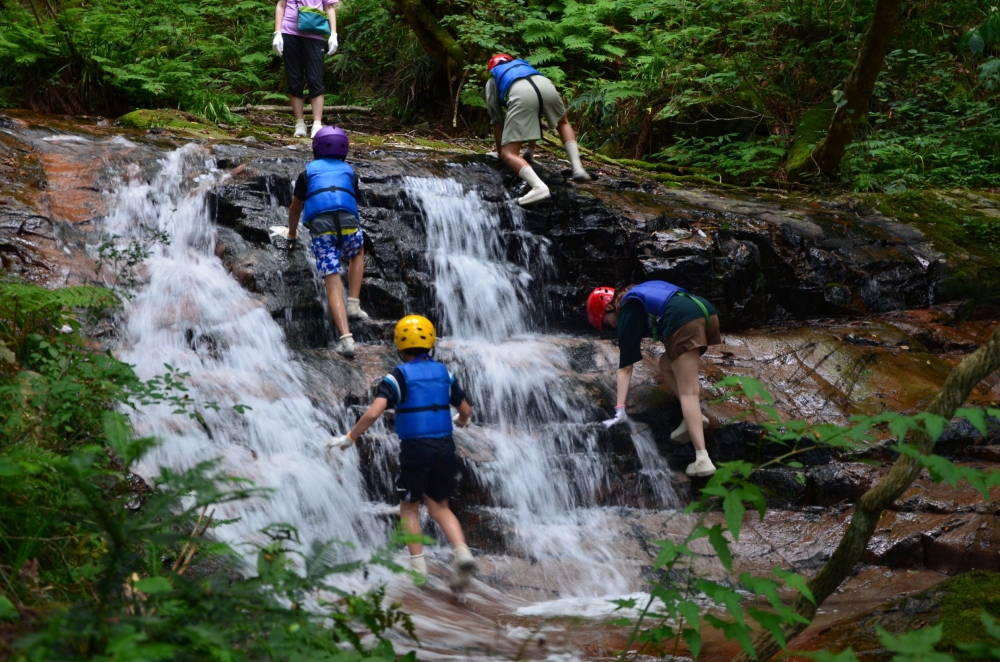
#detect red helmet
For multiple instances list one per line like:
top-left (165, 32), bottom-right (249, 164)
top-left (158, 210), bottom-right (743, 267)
top-left (488, 53), bottom-right (514, 71)
top-left (586, 287), bottom-right (616, 330)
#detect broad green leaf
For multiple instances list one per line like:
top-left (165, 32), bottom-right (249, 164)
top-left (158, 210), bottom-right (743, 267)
top-left (0, 596), bottom-right (18, 621)
top-left (133, 576), bottom-right (173, 594)
top-left (707, 525), bottom-right (732, 571)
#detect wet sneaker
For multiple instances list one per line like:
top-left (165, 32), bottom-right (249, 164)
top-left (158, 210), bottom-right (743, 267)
top-left (346, 297), bottom-right (369, 320)
top-left (686, 454), bottom-right (717, 477)
top-left (450, 544), bottom-right (476, 591)
top-left (293, 120), bottom-right (307, 138)
top-left (571, 168), bottom-right (592, 182)
top-left (310, 121), bottom-right (323, 138)
top-left (334, 333), bottom-right (355, 358)
top-left (670, 414), bottom-right (710, 444)
top-left (517, 185), bottom-right (550, 206)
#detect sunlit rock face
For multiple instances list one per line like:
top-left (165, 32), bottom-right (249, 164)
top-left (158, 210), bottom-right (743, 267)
top-left (3, 110), bottom-right (999, 660)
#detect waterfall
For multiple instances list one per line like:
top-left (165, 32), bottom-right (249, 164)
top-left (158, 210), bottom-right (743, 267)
top-left (107, 145), bottom-right (384, 560)
top-left (403, 176), bottom-right (678, 596)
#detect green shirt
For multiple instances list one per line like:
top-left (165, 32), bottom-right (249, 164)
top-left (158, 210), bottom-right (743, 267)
top-left (616, 295), bottom-right (716, 369)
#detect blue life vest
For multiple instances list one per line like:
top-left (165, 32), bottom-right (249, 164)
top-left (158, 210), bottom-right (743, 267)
top-left (491, 58), bottom-right (543, 107)
top-left (620, 281), bottom-right (687, 340)
top-left (392, 356), bottom-right (454, 440)
top-left (301, 158), bottom-right (358, 227)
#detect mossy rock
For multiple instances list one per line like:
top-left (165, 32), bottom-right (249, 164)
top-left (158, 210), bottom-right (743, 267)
top-left (802, 571), bottom-right (1000, 658)
top-left (118, 109), bottom-right (229, 139)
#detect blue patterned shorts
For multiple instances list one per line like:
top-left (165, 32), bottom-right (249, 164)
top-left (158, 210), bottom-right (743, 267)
top-left (310, 229), bottom-right (364, 278)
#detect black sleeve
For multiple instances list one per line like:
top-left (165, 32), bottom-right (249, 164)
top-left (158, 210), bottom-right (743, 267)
top-left (374, 367), bottom-right (405, 408)
top-left (353, 173), bottom-right (360, 193)
top-left (449, 378), bottom-right (468, 408)
top-left (293, 172), bottom-right (308, 201)
top-left (617, 300), bottom-right (647, 369)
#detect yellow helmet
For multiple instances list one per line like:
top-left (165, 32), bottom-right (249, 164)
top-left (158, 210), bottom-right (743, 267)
top-left (394, 315), bottom-right (436, 351)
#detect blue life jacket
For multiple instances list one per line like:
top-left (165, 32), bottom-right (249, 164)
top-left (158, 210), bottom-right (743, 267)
top-left (301, 158), bottom-right (358, 227)
top-left (620, 281), bottom-right (687, 340)
top-left (392, 356), bottom-right (454, 440)
top-left (491, 59), bottom-right (543, 107)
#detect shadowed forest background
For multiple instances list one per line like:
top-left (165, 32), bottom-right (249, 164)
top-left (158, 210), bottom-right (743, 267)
top-left (1, 0), bottom-right (998, 191)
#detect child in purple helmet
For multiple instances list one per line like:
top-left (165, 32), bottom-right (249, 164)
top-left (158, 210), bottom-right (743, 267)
top-left (270, 126), bottom-right (368, 357)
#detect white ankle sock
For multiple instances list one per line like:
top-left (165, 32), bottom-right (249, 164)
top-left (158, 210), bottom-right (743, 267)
top-left (518, 165), bottom-right (547, 190)
top-left (564, 140), bottom-right (584, 171)
top-left (695, 449), bottom-right (710, 460)
top-left (410, 553), bottom-right (427, 575)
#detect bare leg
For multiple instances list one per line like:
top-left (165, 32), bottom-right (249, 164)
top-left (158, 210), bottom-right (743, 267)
top-left (290, 96), bottom-right (305, 122)
top-left (658, 353), bottom-right (680, 394)
top-left (310, 94), bottom-right (323, 124)
top-left (500, 141), bottom-right (528, 175)
top-left (323, 273), bottom-right (349, 337)
top-left (670, 349), bottom-right (707, 452)
top-left (399, 500), bottom-right (423, 556)
top-left (347, 249), bottom-right (364, 299)
top-left (556, 116), bottom-right (576, 144)
top-left (424, 497), bottom-right (467, 547)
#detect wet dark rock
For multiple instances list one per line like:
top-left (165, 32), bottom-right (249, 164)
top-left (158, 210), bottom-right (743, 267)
top-left (750, 467), bottom-right (807, 508)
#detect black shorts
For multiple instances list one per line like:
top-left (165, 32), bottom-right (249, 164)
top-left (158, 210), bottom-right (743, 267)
top-left (395, 436), bottom-right (457, 504)
top-left (283, 33), bottom-right (326, 99)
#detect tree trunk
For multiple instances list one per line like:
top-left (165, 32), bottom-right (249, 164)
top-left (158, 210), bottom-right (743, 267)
top-left (390, 0), bottom-right (467, 70)
top-left (732, 323), bottom-right (1000, 662)
top-left (787, 0), bottom-right (903, 181)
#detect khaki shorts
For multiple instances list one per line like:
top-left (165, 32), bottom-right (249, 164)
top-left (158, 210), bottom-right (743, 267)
top-left (501, 76), bottom-right (567, 146)
top-left (663, 314), bottom-right (722, 363)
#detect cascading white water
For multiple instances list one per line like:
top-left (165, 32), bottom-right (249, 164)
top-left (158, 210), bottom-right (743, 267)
top-left (106, 145), bottom-right (385, 561)
top-left (403, 176), bottom-right (678, 596)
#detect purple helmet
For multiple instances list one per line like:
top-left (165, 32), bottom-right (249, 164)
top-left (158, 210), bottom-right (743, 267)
top-left (312, 126), bottom-right (349, 159)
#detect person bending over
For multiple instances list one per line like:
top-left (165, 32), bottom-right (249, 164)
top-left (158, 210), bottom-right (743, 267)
top-left (484, 53), bottom-right (590, 206)
top-left (328, 315), bottom-right (477, 588)
top-left (587, 281), bottom-right (721, 477)
top-left (271, 126), bottom-right (368, 357)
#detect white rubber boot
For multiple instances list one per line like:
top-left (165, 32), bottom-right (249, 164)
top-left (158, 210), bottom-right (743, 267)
top-left (517, 166), bottom-right (550, 206)
top-left (686, 449), bottom-right (717, 477)
top-left (450, 543), bottom-right (476, 590)
top-left (670, 414), bottom-right (711, 444)
top-left (293, 120), bottom-right (307, 138)
top-left (334, 333), bottom-right (355, 358)
top-left (409, 553), bottom-right (427, 577)
top-left (310, 121), bottom-right (323, 138)
top-left (346, 297), bottom-right (369, 320)
top-left (565, 140), bottom-right (591, 181)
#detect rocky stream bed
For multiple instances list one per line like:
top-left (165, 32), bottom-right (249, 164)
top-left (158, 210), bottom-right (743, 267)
top-left (2, 110), bottom-right (999, 660)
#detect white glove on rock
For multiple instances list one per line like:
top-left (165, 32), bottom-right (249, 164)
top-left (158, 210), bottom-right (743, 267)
top-left (268, 226), bottom-right (296, 241)
top-left (327, 33), bottom-right (338, 56)
top-left (602, 405), bottom-right (627, 429)
top-left (272, 32), bottom-right (284, 56)
top-left (452, 413), bottom-right (469, 428)
top-left (326, 433), bottom-right (354, 451)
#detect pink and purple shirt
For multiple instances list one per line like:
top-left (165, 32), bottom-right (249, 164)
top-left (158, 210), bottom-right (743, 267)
top-left (280, 0), bottom-right (338, 40)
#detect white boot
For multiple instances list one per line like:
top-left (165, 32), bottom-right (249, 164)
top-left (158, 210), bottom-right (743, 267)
top-left (565, 140), bottom-right (591, 181)
top-left (334, 333), bottom-right (355, 358)
top-left (409, 553), bottom-right (427, 577)
top-left (293, 119), bottom-right (307, 138)
top-left (670, 414), bottom-right (710, 444)
top-left (517, 165), bottom-right (550, 206)
top-left (310, 120), bottom-right (323, 138)
top-left (686, 449), bottom-right (717, 477)
top-left (346, 297), bottom-right (369, 320)
top-left (450, 543), bottom-right (476, 590)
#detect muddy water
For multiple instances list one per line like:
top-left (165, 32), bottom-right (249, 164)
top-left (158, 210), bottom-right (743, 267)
top-left (3, 112), bottom-right (1000, 660)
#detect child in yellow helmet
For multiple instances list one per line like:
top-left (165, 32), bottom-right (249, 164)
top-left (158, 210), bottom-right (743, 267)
top-left (327, 315), bottom-right (476, 588)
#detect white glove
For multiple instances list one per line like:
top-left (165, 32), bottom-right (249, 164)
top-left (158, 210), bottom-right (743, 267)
top-left (268, 226), bottom-right (297, 241)
top-left (327, 33), bottom-right (338, 56)
top-left (272, 32), bottom-right (284, 57)
top-left (602, 405), bottom-right (627, 429)
top-left (452, 413), bottom-right (469, 428)
top-left (326, 433), bottom-right (354, 451)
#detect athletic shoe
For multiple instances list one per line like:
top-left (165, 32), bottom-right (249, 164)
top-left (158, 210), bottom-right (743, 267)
top-left (334, 333), bottom-right (354, 358)
top-left (293, 120), bottom-right (307, 138)
top-left (518, 185), bottom-right (551, 206)
top-left (347, 297), bottom-right (369, 320)
top-left (572, 169), bottom-right (592, 181)
top-left (686, 455), bottom-right (717, 477)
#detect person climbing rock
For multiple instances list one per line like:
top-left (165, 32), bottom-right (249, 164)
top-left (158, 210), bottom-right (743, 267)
top-left (270, 126), bottom-right (368, 358)
top-left (587, 281), bottom-right (721, 477)
top-left (484, 53), bottom-right (591, 206)
top-left (327, 315), bottom-right (477, 589)
top-left (272, 0), bottom-right (339, 138)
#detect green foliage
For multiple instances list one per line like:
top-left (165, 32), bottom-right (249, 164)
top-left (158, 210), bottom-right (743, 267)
top-left (96, 224), bottom-right (170, 297)
top-left (616, 375), bottom-right (1000, 661)
top-left (0, 285), bottom-right (416, 660)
